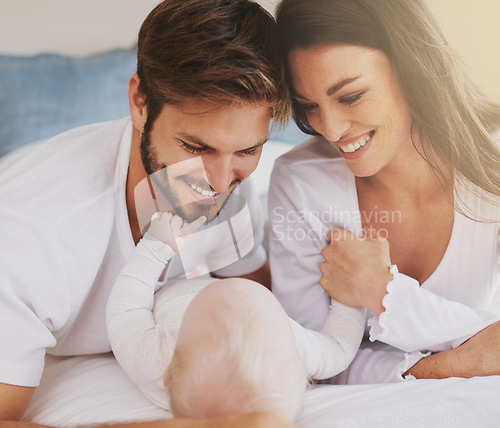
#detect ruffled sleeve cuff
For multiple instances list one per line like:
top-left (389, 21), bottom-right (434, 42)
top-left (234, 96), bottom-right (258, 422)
top-left (367, 265), bottom-right (419, 349)
top-left (368, 265), bottom-right (500, 353)
top-left (396, 351), bottom-right (431, 381)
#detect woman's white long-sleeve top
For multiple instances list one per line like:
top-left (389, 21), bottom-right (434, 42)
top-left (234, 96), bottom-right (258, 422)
top-left (269, 137), bottom-right (500, 383)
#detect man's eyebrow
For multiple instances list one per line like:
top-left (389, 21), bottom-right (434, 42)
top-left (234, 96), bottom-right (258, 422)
top-left (293, 75), bottom-right (361, 101)
top-left (177, 133), bottom-right (210, 147)
top-left (242, 138), bottom-right (269, 151)
top-left (177, 133), bottom-right (269, 151)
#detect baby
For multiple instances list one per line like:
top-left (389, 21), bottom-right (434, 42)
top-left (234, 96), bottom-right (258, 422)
top-left (166, 278), bottom-right (307, 419)
top-left (106, 212), bottom-right (365, 420)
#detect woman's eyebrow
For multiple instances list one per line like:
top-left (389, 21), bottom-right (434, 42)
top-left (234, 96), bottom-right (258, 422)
top-left (293, 75), bottom-right (361, 101)
top-left (326, 76), bottom-right (361, 96)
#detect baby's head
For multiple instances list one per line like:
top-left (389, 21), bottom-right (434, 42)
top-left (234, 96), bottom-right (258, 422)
top-left (165, 278), bottom-right (307, 420)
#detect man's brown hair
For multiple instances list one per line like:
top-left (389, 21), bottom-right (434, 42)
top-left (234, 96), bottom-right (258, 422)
top-left (137, 0), bottom-right (288, 126)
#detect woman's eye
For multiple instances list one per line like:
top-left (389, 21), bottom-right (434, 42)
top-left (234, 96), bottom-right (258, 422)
top-left (296, 102), bottom-right (318, 113)
top-left (339, 91), bottom-right (364, 106)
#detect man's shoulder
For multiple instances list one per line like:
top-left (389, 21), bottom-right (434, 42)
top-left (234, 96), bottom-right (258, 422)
top-left (0, 117), bottom-right (131, 192)
top-left (0, 117), bottom-right (132, 239)
top-left (1, 117), bottom-right (131, 173)
top-left (0, 119), bottom-right (132, 304)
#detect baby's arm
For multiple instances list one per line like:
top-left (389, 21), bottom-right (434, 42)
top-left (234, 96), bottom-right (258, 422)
top-left (106, 213), bottom-right (205, 408)
top-left (288, 301), bottom-right (365, 380)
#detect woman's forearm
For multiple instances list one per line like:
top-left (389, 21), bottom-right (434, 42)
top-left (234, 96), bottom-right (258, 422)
top-left (403, 349), bottom-right (457, 379)
top-left (405, 321), bottom-right (500, 379)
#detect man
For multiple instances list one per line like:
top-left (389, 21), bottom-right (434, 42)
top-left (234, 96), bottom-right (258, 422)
top-left (0, 1), bottom-right (298, 426)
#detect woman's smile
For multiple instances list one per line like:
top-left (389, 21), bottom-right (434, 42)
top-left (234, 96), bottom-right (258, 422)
top-left (337, 130), bottom-right (375, 159)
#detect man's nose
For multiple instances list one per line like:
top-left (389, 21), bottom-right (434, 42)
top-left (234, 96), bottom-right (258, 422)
top-left (205, 156), bottom-right (234, 194)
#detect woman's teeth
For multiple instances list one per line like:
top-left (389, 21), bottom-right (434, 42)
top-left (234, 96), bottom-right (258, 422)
top-left (190, 184), bottom-right (217, 197)
top-left (339, 133), bottom-right (372, 153)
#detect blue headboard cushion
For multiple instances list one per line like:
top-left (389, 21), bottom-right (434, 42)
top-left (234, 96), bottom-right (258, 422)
top-left (0, 48), bottom-right (136, 157)
top-left (270, 119), bottom-right (308, 145)
top-left (0, 47), bottom-right (307, 158)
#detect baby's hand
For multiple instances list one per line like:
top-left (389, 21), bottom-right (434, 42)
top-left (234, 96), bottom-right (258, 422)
top-left (147, 212), bottom-right (207, 252)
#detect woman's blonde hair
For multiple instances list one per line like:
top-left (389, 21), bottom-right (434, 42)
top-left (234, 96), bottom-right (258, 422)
top-left (277, 0), bottom-right (500, 210)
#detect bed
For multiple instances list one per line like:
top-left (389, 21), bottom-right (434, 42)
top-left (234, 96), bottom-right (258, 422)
top-left (1, 5), bottom-right (499, 428)
top-left (23, 353), bottom-right (499, 427)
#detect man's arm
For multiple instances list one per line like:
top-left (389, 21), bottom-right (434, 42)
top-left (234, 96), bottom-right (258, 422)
top-left (235, 260), bottom-right (271, 289)
top-left (0, 383), bottom-right (299, 428)
top-left (215, 260), bottom-right (271, 290)
top-left (0, 383), bottom-right (35, 422)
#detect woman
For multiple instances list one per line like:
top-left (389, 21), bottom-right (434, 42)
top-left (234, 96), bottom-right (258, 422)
top-left (269, 0), bottom-right (500, 383)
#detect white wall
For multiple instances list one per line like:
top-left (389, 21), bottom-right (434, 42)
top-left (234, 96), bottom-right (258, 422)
top-left (0, 0), bottom-right (161, 56)
top-left (427, 0), bottom-right (500, 102)
top-left (0, 0), bottom-right (498, 100)
top-left (0, 0), bottom-right (276, 56)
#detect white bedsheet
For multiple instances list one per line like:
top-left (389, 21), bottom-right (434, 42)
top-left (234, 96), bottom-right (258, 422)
top-left (23, 354), bottom-right (499, 427)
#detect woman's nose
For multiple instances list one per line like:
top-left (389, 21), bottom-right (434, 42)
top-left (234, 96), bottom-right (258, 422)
top-left (317, 109), bottom-right (351, 142)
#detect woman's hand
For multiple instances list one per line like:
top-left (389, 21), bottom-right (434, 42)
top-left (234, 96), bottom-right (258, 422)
top-left (319, 228), bottom-right (392, 315)
top-left (147, 212), bottom-right (206, 252)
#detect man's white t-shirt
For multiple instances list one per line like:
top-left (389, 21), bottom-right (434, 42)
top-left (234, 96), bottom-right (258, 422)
top-left (0, 118), bottom-right (266, 387)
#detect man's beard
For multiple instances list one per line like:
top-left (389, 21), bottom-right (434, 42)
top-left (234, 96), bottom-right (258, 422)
top-left (139, 124), bottom-right (239, 224)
